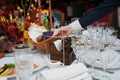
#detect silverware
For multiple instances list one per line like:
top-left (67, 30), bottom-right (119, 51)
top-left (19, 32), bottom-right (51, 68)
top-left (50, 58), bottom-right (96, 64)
top-left (94, 67), bottom-right (114, 74)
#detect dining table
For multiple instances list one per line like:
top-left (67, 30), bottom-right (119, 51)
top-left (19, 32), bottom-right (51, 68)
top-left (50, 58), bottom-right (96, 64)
top-left (72, 49), bottom-right (120, 80)
top-left (1, 48), bottom-right (120, 80)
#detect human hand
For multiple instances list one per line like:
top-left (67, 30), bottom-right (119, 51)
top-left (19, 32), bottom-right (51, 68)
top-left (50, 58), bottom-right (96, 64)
top-left (54, 25), bottom-right (73, 37)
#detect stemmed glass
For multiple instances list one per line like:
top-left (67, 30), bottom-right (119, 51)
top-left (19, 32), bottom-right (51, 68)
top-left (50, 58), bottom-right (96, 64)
top-left (108, 33), bottom-right (117, 49)
top-left (71, 36), bottom-right (82, 63)
top-left (13, 44), bottom-right (33, 80)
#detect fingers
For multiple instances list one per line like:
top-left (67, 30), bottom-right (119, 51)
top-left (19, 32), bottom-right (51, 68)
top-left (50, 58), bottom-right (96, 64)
top-left (53, 26), bottom-right (72, 38)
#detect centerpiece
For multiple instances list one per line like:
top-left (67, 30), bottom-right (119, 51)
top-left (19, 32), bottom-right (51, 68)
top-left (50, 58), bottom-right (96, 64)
top-left (0, 15), bottom-right (23, 54)
top-left (28, 0), bottom-right (58, 53)
top-left (27, 0), bottom-right (75, 65)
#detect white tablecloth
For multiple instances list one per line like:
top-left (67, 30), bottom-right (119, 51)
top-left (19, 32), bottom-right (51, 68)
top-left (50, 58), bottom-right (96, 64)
top-left (1, 50), bottom-right (120, 80)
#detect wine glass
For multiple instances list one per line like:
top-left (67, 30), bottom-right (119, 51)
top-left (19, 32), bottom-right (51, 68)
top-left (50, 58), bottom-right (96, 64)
top-left (71, 36), bottom-right (81, 63)
top-left (13, 44), bottom-right (33, 80)
top-left (70, 30), bottom-right (84, 62)
top-left (108, 34), bottom-right (117, 48)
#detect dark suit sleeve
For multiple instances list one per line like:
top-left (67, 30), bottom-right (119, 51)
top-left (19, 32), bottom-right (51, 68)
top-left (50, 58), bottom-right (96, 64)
top-left (79, 0), bottom-right (120, 28)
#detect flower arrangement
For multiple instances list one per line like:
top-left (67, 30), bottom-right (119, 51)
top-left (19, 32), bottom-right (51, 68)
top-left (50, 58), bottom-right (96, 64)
top-left (0, 0), bottom-right (54, 53)
top-left (0, 15), bottom-right (23, 53)
top-left (0, 0), bottom-right (41, 53)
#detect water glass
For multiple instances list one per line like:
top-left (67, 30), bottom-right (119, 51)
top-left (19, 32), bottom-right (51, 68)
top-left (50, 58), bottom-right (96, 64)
top-left (13, 44), bottom-right (33, 80)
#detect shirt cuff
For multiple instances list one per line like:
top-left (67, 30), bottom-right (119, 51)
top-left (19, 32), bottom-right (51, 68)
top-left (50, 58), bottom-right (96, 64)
top-left (69, 19), bottom-right (83, 32)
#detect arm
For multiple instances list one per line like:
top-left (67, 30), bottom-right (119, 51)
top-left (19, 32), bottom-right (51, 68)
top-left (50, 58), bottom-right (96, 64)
top-left (69, 0), bottom-right (120, 30)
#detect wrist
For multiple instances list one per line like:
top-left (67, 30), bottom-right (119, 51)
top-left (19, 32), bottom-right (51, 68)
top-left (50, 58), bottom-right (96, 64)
top-left (69, 19), bottom-right (83, 32)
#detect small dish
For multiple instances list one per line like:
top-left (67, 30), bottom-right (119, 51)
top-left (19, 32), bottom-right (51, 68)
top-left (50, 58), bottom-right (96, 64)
top-left (46, 59), bottom-right (64, 69)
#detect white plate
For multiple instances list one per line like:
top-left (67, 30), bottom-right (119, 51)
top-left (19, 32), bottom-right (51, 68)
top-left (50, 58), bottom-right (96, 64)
top-left (33, 55), bottom-right (47, 72)
top-left (88, 68), bottom-right (112, 80)
top-left (0, 55), bottom-right (47, 78)
top-left (103, 45), bottom-right (120, 50)
top-left (84, 50), bottom-right (120, 69)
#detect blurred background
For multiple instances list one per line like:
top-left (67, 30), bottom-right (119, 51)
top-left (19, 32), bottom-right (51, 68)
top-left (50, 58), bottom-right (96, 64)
top-left (0, 0), bottom-right (119, 29)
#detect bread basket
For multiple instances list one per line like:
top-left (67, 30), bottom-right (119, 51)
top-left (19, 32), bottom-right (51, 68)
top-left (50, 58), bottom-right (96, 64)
top-left (33, 37), bottom-right (58, 53)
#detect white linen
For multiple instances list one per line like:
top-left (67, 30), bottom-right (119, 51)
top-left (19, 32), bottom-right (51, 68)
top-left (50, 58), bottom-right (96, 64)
top-left (69, 72), bottom-right (92, 80)
top-left (53, 39), bottom-right (62, 51)
top-left (28, 23), bottom-right (47, 42)
top-left (92, 50), bottom-right (120, 68)
top-left (69, 19), bottom-right (83, 33)
top-left (0, 77), bottom-right (7, 80)
top-left (0, 54), bottom-right (47, 73)
top-left (100, 50), bottom-right (119, 67)
top-left (39, 63), bottom-right (88, 80)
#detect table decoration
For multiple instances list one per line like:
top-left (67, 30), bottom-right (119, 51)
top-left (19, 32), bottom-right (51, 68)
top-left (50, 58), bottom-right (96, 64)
top-left (0, 15), bottom-right (23, 53)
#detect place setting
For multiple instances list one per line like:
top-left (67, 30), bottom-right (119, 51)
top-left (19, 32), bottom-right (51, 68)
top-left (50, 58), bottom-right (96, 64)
top-left (81, 49), bottom-right (120, 80)
top-left (0, 44), bottom-right (47, 80)
top-left (70, 25), bottom-right (120, 80)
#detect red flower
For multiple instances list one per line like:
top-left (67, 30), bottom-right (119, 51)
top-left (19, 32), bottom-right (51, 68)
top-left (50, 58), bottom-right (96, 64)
top-left (6, 25), bottom-right (23, 43)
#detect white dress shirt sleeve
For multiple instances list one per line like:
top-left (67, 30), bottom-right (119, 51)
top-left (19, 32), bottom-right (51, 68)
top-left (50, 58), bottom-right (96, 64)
top-left (69, 19), bottom-right (83, 32)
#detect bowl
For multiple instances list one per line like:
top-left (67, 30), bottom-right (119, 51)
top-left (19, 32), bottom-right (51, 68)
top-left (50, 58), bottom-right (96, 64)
top-left (46, 59), bottom-right (64, 69)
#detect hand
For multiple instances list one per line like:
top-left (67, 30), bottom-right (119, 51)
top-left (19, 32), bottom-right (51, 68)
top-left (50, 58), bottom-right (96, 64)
top-left (54, 26), bottom-right (72, 37)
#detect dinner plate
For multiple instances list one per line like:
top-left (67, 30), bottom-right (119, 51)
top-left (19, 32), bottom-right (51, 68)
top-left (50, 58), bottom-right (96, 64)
top-left (88, 68), bottom-right (112, 80)
top-left (84, 50), bottom-right (120, 69)
top-left (104, 45), bottom-right (120, 50)
top-left (0, 55), bottom-right (47, 78)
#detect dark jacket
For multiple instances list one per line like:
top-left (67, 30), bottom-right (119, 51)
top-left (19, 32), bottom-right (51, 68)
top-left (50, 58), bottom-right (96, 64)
top-left (79, 0), bottom-right (120, 27)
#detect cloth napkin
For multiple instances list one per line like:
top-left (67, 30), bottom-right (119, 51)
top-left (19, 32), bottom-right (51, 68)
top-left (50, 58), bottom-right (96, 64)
top-left (53, 39), bottom-right (62, 51)
top-left (39, 63), bottom-right (88, 80)
top-left (69, 72), bottom-right (92, 80)
top-left (93, 50), bottom-right (119, 68)
top-left (28, 23), bottom-right (47, 42)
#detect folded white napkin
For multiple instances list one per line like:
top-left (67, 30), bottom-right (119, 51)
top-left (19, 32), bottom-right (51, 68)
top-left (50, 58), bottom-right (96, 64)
top-left (39, 63), bottom-right (88, 80)
top-left (53, 39), bottom-right (62, 51)
top-left (94, 50), bottom-right (119, 67)
top-left (28, 23), bottom-right (47, 42)
top-left (101, 50), bottom-right (119, 67)
top-left (69, 72), bottom-right (92, 80)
